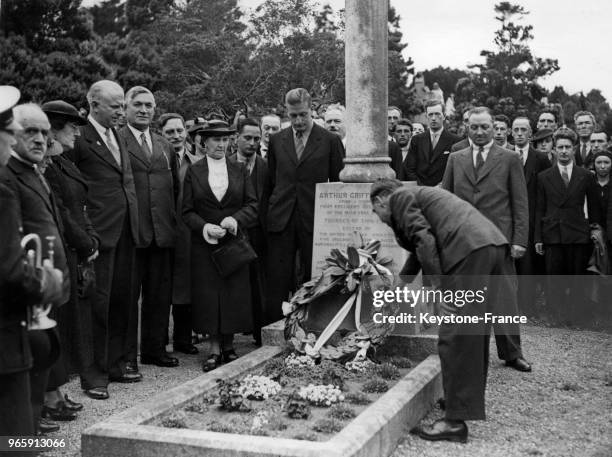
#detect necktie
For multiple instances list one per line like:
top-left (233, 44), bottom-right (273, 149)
top-left (34, 164), bottom-right (51, 194)
top-left (561, 166), bottom-right (570, 187)
top-left (518, 148), bottom-right (524, 164)
top-left (431, 132), bottom-right (439, 149)
top-left (475, 146), bottom-right (485, 175)
top-left (581, 143), bottom-right (587, 161)
top-left (140, 132), bottom-right (152, 158)
top-left (105, 128), bottom-right (121, 166)
top-left (295, 131), bottom-right (305, 160)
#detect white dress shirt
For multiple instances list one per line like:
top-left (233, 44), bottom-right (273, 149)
top-left (127, 124), bottom-right (152, 153)
top-left (88, 115), bottom-right (120, 156)
top-left (472, 140), bottom-right (494, 167)
top-left (203, 155), bottom-right (229, 244)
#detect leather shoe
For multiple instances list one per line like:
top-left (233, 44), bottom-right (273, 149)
top-left (202, 353), bottom-right (222, 372)
top-left (109, 372), bottom-right (142, 383)
top-left (174, 343), bottom-right (199, 355)
top-left (84, 387), bottom-right (109, 400)
top-left (37, 417), bottom-right (60, 435)
top-left (125, 360), bottom-right (139, 374)
top-left (141, 353), bottom-right (179, 367)
top-left (222, 349), bottom-right (238, 363)
top-left (42, 402), bottom-right (77, 421)
top-left (505, 357), bottom-right (532, 372)
top-left (63, 394), bottom-right (83, 412)
top-left (413, 419), bottom-right (468, 443)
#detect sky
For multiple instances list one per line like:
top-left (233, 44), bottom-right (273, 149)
top-left (81, 0), bottom-right (612, 101)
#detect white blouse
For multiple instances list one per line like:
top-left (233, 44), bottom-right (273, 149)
top-left (206, 155), bottom-right (228, 201)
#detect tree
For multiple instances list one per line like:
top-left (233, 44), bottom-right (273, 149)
top-left (387, 5), bottom-right (416, 116)
top-left (89, 0), bottom-right (127, 37)
top-left (458, 2), bottom-right (559, 118)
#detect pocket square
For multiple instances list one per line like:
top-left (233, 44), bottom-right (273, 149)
top-left (443, 150), bottom-right (451, 155)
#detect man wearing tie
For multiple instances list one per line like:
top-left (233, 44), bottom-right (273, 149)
top-left (535, 127), bottom-right (601, 324)
top-left (574, 111), bottom-right (596, 170)
top-left (70, 80), bottom-right (139, 399)
top-left (403, 100), bottom-right (460, 185)
top-left (442, 107), bottom-right (531, 373)
top-left (511, 117), bottom-right (551, 316)
top-left (265, 88), bottom-right (344, 325)
top-left (160, 113), bottom-right (199, 355)
top-left (119, 87), bottom-right (178, 368)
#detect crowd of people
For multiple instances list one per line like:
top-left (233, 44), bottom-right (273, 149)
top-left (0, 78), bottom-right (611, 446)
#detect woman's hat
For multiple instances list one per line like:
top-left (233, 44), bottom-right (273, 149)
top-left (41, 100), bottom-right (87, 125)
top-left (191, 119), bottom-right (235, 137)
top-left (531, 128), bottom-right (553, 144)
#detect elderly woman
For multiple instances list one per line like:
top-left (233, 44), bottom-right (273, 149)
top-left (182, 121), bottom-right (258, 372)
top-left (41, 101), bottom-right (100, 420)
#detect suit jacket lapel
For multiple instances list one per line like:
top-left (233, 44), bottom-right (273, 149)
top-left (221, 161), bottom-right (239, 206)
top-left (282, 129), bottom-right (298, 165)
top-left (151, 135), bottom-right (170, 169)
top-left (9, 159), bottom-right (54, 214)
top-left (123, 127), bottom-right (150, 168)
top-left (523, 147), bottom-right (536, 185)
top-left (429, 130), bottom-right (446, 163)
top-left (299, 124), bottom-right (322, 165)
top-left (459, 148), bottom-right (477, 185)
top-left (56, 155), bottom-right (88, 189)
top-left (84, 123), bottom-right (122, 172)
top-left (476, 145), bottom-right (500, 183)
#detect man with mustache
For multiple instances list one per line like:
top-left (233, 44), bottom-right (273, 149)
top-left (70, 80), bottom-right (139, 399)
top-left (442, 106), bottom-right (531, 373)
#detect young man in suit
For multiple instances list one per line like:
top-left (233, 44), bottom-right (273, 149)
top-left (70, 80), bottom-right (140, 399)
top-left (511, 117), bottom-right (551, 316)
top-left (535, 127), bottom-right (602, 324)
top-left (402, 100), bottom-right (460, 185)
top-left (229, 118), bottom-right (269, 345)
top-left (265, 88), bottom-right (344, 325)
top-left (493, 114), bottom-right (514, 150)
top-left (442, 106), bottom-right (531, 372)
top-left (371, 180), bottom-right (516, 443)
top-left (536, 110), bottom-right (558, 132)
top-left (119, 86), bottom-right (179, 368)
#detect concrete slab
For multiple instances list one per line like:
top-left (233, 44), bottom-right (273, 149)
top-left (82, 342), bottom-right (442, 457)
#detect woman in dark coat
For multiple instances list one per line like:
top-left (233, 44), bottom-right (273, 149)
top-left (182, 121), bottom-right (258, 372)
top-left (41, 101), bottom-right (100, 419)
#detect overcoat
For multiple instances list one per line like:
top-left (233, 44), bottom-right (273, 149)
top-left (182, 158), bottom-right (258, 334)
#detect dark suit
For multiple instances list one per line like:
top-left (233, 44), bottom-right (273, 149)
top-left (229, 153), bottom-right (269, 344)
top-left (514, 147), bottom-right (551, 314)
top-left (0, 167), bottom-right (44, 439)
top-left (535, 165), bottom-right (601, 323)
top-left (119, 127), bottom-right (177, 359)
top-left (388, 186), bottom-right (514, 421)
top-left (441, 143), bottom-right (528, 361)
top-left (265, 123), bottom-right (344, 324)
top-left (7, 156), bottom-right (67, 430)
top-left (402, 129), bottom-right (460, 185)
top-left (575, 142), bottom-right (594, 170)
top-left (450, 137), bottom-right (470, 153)
top-left (70, 121), bottom-right (139, 383)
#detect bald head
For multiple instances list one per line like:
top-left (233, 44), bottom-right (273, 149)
top-left (87, 80), bottom-right (124, 128)
top-left (13, 103), bottom-right (50, 164)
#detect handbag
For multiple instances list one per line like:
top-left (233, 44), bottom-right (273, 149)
top-left (211, 229), bottom-right (258, 278)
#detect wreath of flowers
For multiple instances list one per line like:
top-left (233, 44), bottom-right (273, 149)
top-left (283, 236), bottom-right (399, 362)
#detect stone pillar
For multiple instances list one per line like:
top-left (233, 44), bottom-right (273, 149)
top-left (340, 0), bottom-right (395, 183)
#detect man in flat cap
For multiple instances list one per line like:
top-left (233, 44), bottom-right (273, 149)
top-left (0, 86), bottom-right (64, 442)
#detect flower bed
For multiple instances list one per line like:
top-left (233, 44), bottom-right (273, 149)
top-left (155, 352), bottom-right (415, 442)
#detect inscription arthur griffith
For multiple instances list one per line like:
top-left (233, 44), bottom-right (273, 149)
top-left (311, 183), bottom-right (408, 278)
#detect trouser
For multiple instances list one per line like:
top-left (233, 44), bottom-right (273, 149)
top-left (544, 243), bottom-right (591, 324)
top-left (265, 211), bottom-right (313, 326)
top-left (90, 219), bottom-right (136, 384)
top-left (0, 370), bottom-right (35, 457)
top-left (128, 243), bottom-right (173, 359)
top-left (439, 245), bottom-right (517, 421)
top-left (172, 304), bottom-right (193, 346)
top-left (28, 329), bottom-right (60, 428)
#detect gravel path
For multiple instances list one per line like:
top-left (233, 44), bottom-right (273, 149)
top-left (41, 326), bottom-right (611, 457)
